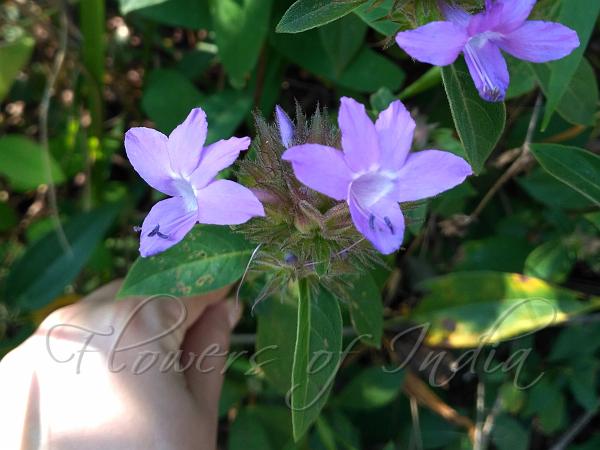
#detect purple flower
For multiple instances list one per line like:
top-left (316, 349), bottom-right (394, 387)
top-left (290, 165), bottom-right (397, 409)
top-left (125, 107), bottom-right (265, 257)
top-left (282, 97), bottom-right (472, 254)
top-left (275, 104), bottom-right (294, 148)
top-left (395, 0), bottom-right (579, 101)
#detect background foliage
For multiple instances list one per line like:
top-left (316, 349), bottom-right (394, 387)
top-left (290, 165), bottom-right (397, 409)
top-left (1, 0), bottom-right (599, 448)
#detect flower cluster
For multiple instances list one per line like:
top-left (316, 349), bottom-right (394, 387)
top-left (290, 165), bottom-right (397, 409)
top-left (125, 97), bottom-right (470, 280)
top-left (123, 0), bottom-right (579, 276)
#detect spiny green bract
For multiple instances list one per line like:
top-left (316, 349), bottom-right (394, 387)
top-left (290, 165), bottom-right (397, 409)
top-left (236, 105), bottom-right (382, 302)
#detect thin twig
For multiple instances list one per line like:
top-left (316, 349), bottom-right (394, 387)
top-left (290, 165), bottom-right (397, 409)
top-left (39, 2), bottom-right (71, 254)
top-left (468, 94), bottom-right (543, 222)
top-left (473, 381), bottom-right (485, 450)
top-left (409, 395), bottom-right (424, 450)
top-left (549, 401), bottom-right (599, 450)
top-left (479, 394), bottom-right (503, 450)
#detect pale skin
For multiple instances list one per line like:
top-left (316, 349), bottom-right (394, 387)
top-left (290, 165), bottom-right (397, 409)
top-left (0, 281), bottom-right (240, 450)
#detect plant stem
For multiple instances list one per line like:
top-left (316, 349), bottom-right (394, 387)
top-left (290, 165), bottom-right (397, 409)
top-left (39, 2), bottom-right (70, 254)
top-left (549, 401), bottom-right (599, 450)
top-left (80, 0), bottom-right (104, 139)
top-left (291, 277), bottom-right (311, 441)
top-left (468, 94), bottom-right (543, 222)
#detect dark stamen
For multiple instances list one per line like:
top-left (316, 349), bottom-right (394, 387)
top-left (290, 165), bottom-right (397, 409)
top-left (369, 214), bottom-right (376, 231)
top-left (384, 216), bottom-right (395, 234)
top-left (148, 224), bottom-right (169, 239)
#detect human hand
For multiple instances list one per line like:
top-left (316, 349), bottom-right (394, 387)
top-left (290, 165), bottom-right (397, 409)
top-left (0, 281), bottom-right (240, 450)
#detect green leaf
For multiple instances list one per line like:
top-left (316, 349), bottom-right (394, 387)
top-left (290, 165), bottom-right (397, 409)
top-left (142, 69), bottom-right (203, 133)
top-left (347, 273), bottom-right (383, 347)
top-left (441, 59), bottom-right (506, 173)
top-left (524, 239), bottom-right (575, 283)
top-left (554, 58), bottom-right (598, 127)
top-left (276, 0), bottom-right (365, 33)
top-left (549, 325), bottom-right (600, 362)
top-left (315, 417), bottom-right (337, 450)
top-left (118, 226), bottom-right (253, 298)
top-left (319, 13), bottom-right (367, 76)
top-left (567, 359), bottom-right (599, 411)
top-left (540, 0), bottom-right (600, 129)
top-left (353, 0), bottom-right (399, 36)
top-left (370, 87), bottom-right (396, 113)
top-left (328, 411), bottom-right (361, 450)
top-left (271, 31), bottom-right (404, 92)
top-left (491, 415), bottom-right (529, 450)
top-left (4, 205), bottom-right (119, 310)
top-left (0, 135), bottom-right (65, 192)
top-left (517, 167), bottom-right (594, 210)
top-left (337, 367), bottom-right (404, 410)
top-left (529, 143), bottom-right (600, 207)
top-left (119, 0), bottom-right (167, 14)
top-left (532, 58), bottom-right (598, 126)
top-left (136, 0), bottom-right (211, 29)
top-left (498, 383), bottom-right (526, 414)
top-left (229, 409), bottom-right (273, 450)
top-left (505, 57), bottom-right (535, 100)
top-left (202, 89), bottom-right (253, 143)
top-left (456, 236), bottom-right (532, 273)
top-left (210, 0), bottom-right (272, 88)
top-left (0, 35), bottom-right (34, 102)
top-left (256, 297), bottom-right (297, 394)
top-left (142, 69), bottom-right (252, 140)
top-left (252, 405), bottom-right (295, 448)
top-left (524, 378), bottom-right (566, 434)
top-left (291, 281), bottom-right (342, 441)
top-left (411, 271), bottom-right (600, 348)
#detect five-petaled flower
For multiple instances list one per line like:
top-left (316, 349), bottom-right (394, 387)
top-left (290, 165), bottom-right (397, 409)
top-left (125, 107), bottom-right (265, 257)
top-left (395, 0), bottom-right (579, 101)
top-left (282, 97), bottom-right (472, 254)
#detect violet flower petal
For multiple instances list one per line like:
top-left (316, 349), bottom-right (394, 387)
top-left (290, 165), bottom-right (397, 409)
top-left (196, 179), bottom-right (265, 225)
top-left (467, 2), bottom-right (505, 35)
top-left (375, 100), bottom-right (416, 171)
top-left (168, 108), bottom-right (207, 177)
top-left (139, 197), bottom-right (198, 257)
top-left (190, 136), bottom-right (251, 189)
top-left (439, 2), bottom-right (470, 28)
top-left (497, 21), bottom-right (580, 63)
top-left (395, 21), bottom-right (468, 66)
top-left (125, 127), bottom-right (177, 196)
top-left (275, 105), bottom-right (294, 149)
top-left (494, 0), bottom-right (537, 33)
top-left (348, 195), bottom-right (405, 255)
top-left (395, 150), bottom-right (472, 203)
top-left (282, 144), bottom-right (352, 201)
top-left (463, 39), bottom-right (509, 101)
top-left (338, 97), bottom-right (380, 172)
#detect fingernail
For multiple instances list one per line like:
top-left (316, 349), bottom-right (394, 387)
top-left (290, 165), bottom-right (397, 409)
top-left (225, 299), bottom-right (242, 330)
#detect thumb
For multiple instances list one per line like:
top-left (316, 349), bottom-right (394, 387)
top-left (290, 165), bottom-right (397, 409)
top-left (181, 299), bottom-right (241, 427)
